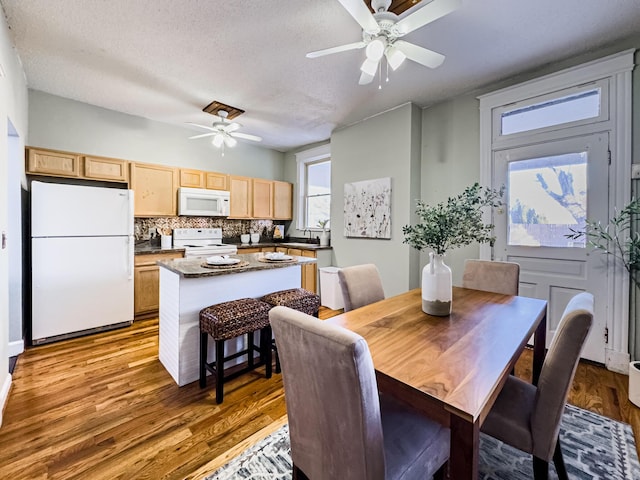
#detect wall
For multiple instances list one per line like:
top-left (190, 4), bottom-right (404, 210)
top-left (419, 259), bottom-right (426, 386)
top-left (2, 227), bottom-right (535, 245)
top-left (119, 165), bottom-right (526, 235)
top-left (28, 90), bottom-right (285, 180)
top-left (0, 9), bottom-right (29, 425)
top-left (330, 103), bottom-right (421, 297)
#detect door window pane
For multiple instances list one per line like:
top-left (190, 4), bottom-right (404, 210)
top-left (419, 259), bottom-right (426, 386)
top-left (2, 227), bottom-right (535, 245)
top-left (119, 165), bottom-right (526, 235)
top-left (508, 153), bottom-right (587, 247)
top-left (501, 88), bottom-right (600, 135)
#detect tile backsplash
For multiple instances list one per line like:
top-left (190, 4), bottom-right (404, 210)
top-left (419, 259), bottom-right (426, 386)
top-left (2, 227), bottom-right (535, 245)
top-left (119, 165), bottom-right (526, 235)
top-left (135, 217), bottom-right (279, 241)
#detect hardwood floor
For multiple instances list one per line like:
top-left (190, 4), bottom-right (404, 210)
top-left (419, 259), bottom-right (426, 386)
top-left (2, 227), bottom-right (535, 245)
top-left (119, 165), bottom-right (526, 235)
top-left (1, 306), bottom-right (639, 479)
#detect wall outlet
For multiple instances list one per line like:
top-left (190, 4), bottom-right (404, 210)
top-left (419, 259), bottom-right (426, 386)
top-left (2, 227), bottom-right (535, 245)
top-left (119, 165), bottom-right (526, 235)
top-left (632, 164), bottom-right (640, 180)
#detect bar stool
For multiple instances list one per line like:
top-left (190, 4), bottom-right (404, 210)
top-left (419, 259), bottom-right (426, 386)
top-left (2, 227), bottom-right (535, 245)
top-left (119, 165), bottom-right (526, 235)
top-left (199, 297), bottom-right (273, 404)
top-left (260, 288), bottom-right (321, 373)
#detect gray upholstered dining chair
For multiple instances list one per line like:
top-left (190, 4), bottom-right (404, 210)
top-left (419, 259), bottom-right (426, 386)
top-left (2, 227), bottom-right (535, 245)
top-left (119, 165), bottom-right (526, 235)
top-left (270, 306), bottom-right (450, 480)
top-left (481, 292), bottom-right (594, 480)
top-left (338, 263), bottom-right (385, 311)
top-left (462, 259), bottom-right (520, 295)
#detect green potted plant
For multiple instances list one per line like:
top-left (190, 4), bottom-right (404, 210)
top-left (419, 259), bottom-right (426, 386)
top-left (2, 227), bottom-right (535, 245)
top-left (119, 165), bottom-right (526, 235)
top-left (403, 183), bottom-right (503, 315)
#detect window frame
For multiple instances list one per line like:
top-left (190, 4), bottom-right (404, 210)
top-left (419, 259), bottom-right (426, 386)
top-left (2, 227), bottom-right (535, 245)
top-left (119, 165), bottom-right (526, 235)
top-left (295, 144), bottom-right (331, 231)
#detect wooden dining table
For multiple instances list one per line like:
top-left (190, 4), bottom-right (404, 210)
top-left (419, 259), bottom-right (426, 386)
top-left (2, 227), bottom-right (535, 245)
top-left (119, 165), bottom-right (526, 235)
top-left (326, 286), bottom-right (547, 480)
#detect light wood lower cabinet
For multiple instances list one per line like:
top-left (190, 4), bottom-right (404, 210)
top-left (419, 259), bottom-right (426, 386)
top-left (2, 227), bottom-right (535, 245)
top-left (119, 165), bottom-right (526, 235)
top-left (275, 247), bottom-right (318, 293)
top-left (134, 251), bottom-right (183, 317)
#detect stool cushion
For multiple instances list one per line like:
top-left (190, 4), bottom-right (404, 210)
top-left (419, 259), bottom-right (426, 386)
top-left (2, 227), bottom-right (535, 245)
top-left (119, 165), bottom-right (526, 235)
top-left (200, 298), bottom-right (272, 341)
top-left (260, 288), bottom-right (320, 316)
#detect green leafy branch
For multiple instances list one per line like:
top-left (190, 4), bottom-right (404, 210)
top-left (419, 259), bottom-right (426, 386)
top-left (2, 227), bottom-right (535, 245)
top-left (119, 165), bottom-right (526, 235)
top-left (566, 198), bottom-right (640, 288)
top-left (402, 183), bottom-right (504, 255)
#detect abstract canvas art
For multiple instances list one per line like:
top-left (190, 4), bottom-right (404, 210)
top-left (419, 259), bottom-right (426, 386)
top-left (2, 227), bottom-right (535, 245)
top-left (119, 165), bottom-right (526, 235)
top-left (344, 177), bottom-right (391, 239)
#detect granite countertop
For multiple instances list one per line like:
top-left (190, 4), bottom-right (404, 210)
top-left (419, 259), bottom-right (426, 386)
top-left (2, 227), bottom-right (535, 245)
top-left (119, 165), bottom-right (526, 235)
top-left (135, 240), bottom-right (331, 255)
top-left (157, 252), bottom-right (317, 278)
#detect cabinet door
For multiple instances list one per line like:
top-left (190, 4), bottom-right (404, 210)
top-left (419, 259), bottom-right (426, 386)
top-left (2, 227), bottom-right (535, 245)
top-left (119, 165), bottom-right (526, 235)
top-left (261, 247), bottom-right (276, 253)
top-left (252, 179), bottom-right (274, 219)
top-left (131, 163), bottom-right (177, 217)
top-left (228, 175), bottom-right (253, 218)
top-left (180, 169), bottom-right (205, 188)
top-left (84, 156), bottom-right (128, 182)
top-left (206, 172), bottom-right (228, 190)
top-left (301, 250), bottom-right (318, 293)
top-left (27, 148), bottom-right (81, 177)
top-left (241, 248), bottom-right (261, 254)
top-left (134, 265), bottom-right (160, 315)
top-left (273, 181), bottom-right (293, 220)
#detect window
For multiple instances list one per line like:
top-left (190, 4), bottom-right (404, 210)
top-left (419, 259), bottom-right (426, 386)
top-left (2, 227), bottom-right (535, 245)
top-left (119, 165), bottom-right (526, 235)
top-left (295, 144), bottom-right (331, 230)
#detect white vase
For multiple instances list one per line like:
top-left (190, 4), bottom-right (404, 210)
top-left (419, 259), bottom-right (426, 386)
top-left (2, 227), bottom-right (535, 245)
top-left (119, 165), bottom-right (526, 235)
top-left (320, 230), bottom-right (330, 246)
top-left (421, 252), bottom-right (452, 316)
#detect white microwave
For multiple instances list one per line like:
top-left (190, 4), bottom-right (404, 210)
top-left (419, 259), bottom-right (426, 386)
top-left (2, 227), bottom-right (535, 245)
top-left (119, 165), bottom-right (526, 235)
top-left (178, 187), bottom-right (230, 216)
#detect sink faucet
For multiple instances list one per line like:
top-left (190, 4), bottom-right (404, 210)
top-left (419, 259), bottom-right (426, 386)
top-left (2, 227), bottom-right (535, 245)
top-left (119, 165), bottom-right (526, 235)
top-left (303, 229), bottom-right (312, 241)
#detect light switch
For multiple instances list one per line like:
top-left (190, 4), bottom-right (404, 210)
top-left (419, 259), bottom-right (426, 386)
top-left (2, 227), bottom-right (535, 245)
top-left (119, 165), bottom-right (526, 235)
top-left (632, 164), bottom-right (640, 180)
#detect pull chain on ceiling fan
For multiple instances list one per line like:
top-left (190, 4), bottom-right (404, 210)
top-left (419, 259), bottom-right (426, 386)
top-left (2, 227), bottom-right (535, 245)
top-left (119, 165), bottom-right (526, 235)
top-left (306, 0), bottom-right (461, 85)
top-left (187, 110), bottom-right (262, 156)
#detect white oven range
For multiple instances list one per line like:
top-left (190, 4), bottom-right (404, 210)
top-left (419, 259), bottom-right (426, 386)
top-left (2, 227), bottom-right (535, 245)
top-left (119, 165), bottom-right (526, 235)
top-left (172, 228), bottom-right (237, 258)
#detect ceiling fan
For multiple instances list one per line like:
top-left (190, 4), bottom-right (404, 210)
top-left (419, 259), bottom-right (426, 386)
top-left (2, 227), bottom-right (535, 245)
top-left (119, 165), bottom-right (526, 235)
top-left (187, 110), bottom-right (262, 154)
top-left (306, 0), bottom-right (461, 85)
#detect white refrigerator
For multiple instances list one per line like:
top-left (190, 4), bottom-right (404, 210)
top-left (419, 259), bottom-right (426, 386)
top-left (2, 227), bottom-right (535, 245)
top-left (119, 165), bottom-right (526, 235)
top-left (31, 181), bottom-right (134, 344)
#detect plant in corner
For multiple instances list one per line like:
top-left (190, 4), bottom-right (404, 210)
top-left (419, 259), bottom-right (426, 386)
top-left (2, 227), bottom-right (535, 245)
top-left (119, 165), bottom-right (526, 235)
top-left (403, 183), bottom-right (504, 316)
top-left (566, 198), bottom-right (640, 289)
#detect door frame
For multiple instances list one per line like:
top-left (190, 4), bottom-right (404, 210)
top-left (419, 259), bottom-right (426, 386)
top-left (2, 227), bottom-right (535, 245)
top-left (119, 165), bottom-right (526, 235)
top-left (478, 50), bottom-right (634, 373)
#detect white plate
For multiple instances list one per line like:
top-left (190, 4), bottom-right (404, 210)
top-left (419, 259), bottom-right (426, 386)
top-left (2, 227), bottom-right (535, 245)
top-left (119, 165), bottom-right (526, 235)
top-left (206, 256), bottom-right (241, 266)
top-left (265, 253), bottom-right (292, 261)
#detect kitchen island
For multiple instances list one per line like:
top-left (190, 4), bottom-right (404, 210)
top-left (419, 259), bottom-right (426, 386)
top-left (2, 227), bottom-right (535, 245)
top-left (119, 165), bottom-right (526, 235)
top-left (157, 252), bottom-right (316, 386)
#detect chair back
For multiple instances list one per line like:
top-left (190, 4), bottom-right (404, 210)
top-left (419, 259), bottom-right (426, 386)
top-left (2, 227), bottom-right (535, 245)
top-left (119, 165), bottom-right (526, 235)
top-left (270, 306), bottom-right (385, 479)
top-left (531, 292), bottom-right (593, 460)
top-left (338, 264), bottom-right (385, 311)
top-left (462, 259), bottom-right (520, 295)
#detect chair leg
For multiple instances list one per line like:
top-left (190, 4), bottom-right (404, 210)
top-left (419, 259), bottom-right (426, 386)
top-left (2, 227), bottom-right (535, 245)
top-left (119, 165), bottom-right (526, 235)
top-left (553, 437), bottom-right (569, 480)
top-left (263, 325), bottom-right (272, 379)
top-left (433, 461), bottom-right (448, 480)
top-left (199, 332), bottom-right (208, 388)
top-left (532, 456), bottom-right (549, 480)
top-left (215, 339), bottom-right (225, 404)
top-left (292, 464), bottom-right (310, 480)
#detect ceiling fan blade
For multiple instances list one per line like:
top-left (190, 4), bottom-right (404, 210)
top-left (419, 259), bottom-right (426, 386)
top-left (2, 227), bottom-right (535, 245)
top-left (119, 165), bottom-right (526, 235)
top-left (394, 40), bottom-right (445, 69)
top-left (186, 122), bottom-right (216, 131)
top-left (337, 0), bottom-right (380, 34)
top-left (188, 132), bottom-right (216, 140)
top-left (358, 71), bottom-right (375, 85)
top-left (230, 132), bottom-right (263, 142)
top-left (306, 41), bottom-right (366, 58)
top-left (223, 122), bottom-right (241, 133)
top-left (395, 0), bottom-right (461, 36)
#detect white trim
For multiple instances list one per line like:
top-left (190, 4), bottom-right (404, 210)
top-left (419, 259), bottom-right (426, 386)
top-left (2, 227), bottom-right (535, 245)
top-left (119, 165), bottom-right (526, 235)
top-left (0, 373), bottom-right (12, 428)
top-left (8, 340), bottom-right (23, 357)
top-left (295, 143), bottom-right (331, 230)
top-left (479, 49), bottom-right (635, 370)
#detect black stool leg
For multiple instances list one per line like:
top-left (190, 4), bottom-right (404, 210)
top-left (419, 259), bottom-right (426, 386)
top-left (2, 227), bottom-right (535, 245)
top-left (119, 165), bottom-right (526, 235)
top-left (247, 332), bottom-right (255, 369)
top-left (215, 339), bottom-right (225, 404)
top-left (199, 332), bottom-right (208, 388)
top-left (263, 325), bottom-right (272, 379)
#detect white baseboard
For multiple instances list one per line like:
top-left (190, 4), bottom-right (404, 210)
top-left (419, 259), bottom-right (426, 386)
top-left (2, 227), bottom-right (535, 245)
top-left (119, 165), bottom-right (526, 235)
top-left (605, 348), bottom-right (630, 374)
top-left (8, 340), bottom-right (24, 357)
top-left (0, 373), bottom-right (12, 428)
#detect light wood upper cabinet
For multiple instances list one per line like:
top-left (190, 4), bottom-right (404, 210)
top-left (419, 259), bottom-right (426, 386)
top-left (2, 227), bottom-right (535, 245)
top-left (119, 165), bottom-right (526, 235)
top-left (84, 156), bottom-right (128, 182)
top-left (273, 181), bottom-right (293, 220)
top-left (179, 169), bottom-right (205, 188)
top-left (228, 175), bottom-right (253, 218)
top-left (252, 179), bottom-right (274, 219)
top-left (27, 148), bottom-right (81, 178)
top-left (130, 163), bottom-right (178, 217)
top-left (206, 172), bottom-right (228, 190)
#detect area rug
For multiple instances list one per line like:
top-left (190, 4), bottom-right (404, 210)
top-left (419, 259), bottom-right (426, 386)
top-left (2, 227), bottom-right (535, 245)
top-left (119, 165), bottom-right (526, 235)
top-left (204, 405), bottom-right (640, 480)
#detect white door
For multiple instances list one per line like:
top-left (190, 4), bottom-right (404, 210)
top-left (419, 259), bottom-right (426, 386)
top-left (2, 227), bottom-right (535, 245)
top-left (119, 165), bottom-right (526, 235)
top-left (492, 133), bottom-right (609, 363)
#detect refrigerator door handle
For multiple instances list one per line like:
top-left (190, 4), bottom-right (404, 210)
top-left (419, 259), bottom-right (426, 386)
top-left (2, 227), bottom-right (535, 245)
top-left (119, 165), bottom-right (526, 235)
top-left (127, 236), bottom-right (134, 279)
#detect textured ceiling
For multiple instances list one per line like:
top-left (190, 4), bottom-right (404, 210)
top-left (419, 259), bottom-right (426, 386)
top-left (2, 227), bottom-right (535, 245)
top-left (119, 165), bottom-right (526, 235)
top-left (2, 0), bottom-right (640, 152)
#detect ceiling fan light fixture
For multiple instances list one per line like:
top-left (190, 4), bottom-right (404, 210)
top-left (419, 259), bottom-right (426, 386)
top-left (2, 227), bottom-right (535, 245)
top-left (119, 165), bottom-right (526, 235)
top-left (365, 37), bottom-right (386, 61)
top-left (386, 45), bottom-right (407, 70)
top-left (212, 134), bottom-right (224, 148)
top-left (360, 57), bottom-right (379, 76)
top-left (224, 135), bottom-right (237, 148)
